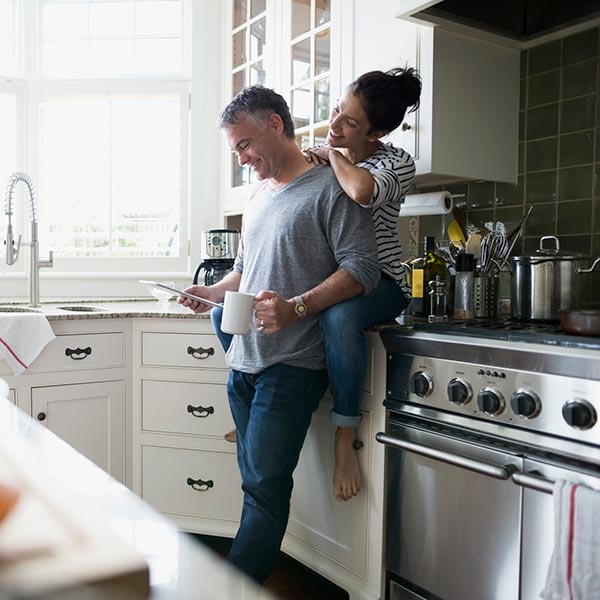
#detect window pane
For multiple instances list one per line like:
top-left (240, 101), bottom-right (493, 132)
top-left (315, 0), bottom-right (330, 27)
top-left (232, 28), bottom-right (246, 68)
top-left (291, 86), bottom-right (310, 129)
top-left (42, 2), bottom-right (88, 38)
top-left (136, 0), bottom-right (181, 36)
top-left (315, 77), bottom-right (329, 122)
top-left (0, 0), bottom-right (12, 38)
top-left (291, 0), bottom-right (310, 39)
top-left (0, 39), bottom-right (14, 75)
top-left (233, 0), bottom-right (247, 29)
top-left (90, 39), bottom-right (134, 75)
top-left (90, 1), bottom-right (134, 37)
top-left (136, 38), bottom-right (180, 73)
top-left (295, 131), bottom-right (310, 151)
top-left (0, 92), bottom-right (17, 192)
top-left (249, 61), bottom-right (265, 85)
top-left (249, 17), bottom-right (266, 60)
top-left (291, 38), bottom-right (310, 86)
top-left (250, 0), bottom-right (265, 17)
top-left (315, 28), bottom-right (330, 75)
top-left (233, 69), bottom-right (245, 95)
top-left (43, 40), bottom-right (88, 77)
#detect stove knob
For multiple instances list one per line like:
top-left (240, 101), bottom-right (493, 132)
top-left (510, 389), bottom-right (541, 419)
top-left (562, 399), bottom-right (597, 430)
top-left (447, 377), bottom-right (473, 406)
top-left (477, 387), bottom-right (505, 416)
top-left (410, 371), bottom-right (434, 397)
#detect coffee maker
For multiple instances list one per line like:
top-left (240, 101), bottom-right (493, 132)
top-left (193, 229), bottom-right (240, 285)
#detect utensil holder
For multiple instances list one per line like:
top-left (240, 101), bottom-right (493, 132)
top-left (474, 275), bottom-right (499, 318)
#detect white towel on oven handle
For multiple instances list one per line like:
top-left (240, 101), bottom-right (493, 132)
top-left (0, 314), bottom-right (55, 376)
top-left (541, 479), bottom-right (600, 600)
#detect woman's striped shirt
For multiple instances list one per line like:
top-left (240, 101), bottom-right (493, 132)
top-left (356, 142), bottom-right (415, 299)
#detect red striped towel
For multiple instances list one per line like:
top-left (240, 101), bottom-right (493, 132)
top-left (0, 314), bottom-right (55, 376)
top-left (542, 479), bottom-right (600, 600)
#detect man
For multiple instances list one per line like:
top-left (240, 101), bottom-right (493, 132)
top-left (180, 85), bottom-right (380, 584)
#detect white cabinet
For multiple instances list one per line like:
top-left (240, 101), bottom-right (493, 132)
top-left (282, 332), bottom-right (387, 600)
top-left (31, 380), bottom-right (125, 482)
top-left (351, 0), bottom-right (520, 186)
top-left (1, 319), bottom-right (131, 487)
top-left (131, 318), bottom-right (242, 537)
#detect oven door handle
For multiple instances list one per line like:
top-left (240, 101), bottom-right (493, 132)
top-left (511, 471), bottom-right (555, 494)
top-left (375, 432), bottom-right (517, 480)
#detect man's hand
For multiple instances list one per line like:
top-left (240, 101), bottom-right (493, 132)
top-left (177, 285), bottom-right (222, 314)
top-left (254, 290), bottom-right (299, 334)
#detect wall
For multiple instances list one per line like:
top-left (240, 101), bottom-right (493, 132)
top-left (417, 25), bottom-right (600, 305)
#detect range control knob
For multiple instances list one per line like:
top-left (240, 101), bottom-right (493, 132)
top-left (510, 389), bottom-right (541, 419)
top-left (447, 377), bottom-right (473, 406)
top-left (477, 387), bottom-right (505, 416)
top-left (562, 399), bottom-right (597, 430)
top-left (409, 371), bottom-right (434, 398)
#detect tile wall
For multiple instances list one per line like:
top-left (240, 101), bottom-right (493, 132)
top-left (418, 25), bottom-right (600, 305)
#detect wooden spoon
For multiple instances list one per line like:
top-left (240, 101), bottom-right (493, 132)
top-left (466, 233), bottom-right (482, 259)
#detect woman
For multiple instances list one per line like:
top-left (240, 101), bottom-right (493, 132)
top-left (216, 67), bottom-right (421, 502)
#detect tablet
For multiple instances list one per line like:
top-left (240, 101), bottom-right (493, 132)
top-left (139, 280), bottom-right (223, 309)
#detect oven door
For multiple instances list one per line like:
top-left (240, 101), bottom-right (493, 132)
top-left (381, 415), bottom-right (523, 600)
top-left (516, 459), bottom-right (600, 600)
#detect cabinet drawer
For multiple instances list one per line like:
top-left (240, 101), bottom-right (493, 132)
top-left (28, 333), bottom-right (124, 372)
top-left (142, 380), bottom-right (233, 436)
top-left (142, 333), bottom-right (226, 369)
top-left (142, 445), bottom-right (242, 521)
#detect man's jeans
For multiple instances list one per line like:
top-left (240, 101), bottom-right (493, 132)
top-left (226, 365), bottom-right (328, 583)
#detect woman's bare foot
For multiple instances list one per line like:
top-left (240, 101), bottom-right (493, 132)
top-left (224, 429), bottom-right (237, 443)
top-left (333, 427), bottom-right (361, 502)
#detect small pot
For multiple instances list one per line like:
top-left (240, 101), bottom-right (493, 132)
top-left (510, 236), bottom-right (600, 322)
top-left (560, 310), bottom-right (600, 337)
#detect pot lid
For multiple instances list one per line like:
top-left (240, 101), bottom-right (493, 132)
top-left (512, 235), bottom-right (589, 263)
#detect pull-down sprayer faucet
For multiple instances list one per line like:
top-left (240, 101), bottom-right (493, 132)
top-left (4, 172), bottom-right (53, 307)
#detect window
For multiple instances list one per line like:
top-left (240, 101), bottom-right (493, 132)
top-left (32, 0), bottom-right (190, 273)
top-left (0, 0), bottom-right (18, 76)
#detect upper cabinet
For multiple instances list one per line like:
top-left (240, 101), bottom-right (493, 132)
top-left (352, 0), bottom-right (520, 186)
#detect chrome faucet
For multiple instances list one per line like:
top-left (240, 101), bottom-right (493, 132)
top-left (4, 172), bottom-right (53, 307)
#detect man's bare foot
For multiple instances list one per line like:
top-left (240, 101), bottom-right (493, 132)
top-left (224, 429), bottom-right (237, 443)
top-left (333, 427), bottom-right (361, 502)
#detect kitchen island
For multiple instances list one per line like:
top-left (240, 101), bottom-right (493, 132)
top-left (0, 395), bottom-right (275, 600)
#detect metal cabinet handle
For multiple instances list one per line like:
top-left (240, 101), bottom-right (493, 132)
top-left (37, 412), bottom-right (46, 421)
top-left (401, 122), bottom-right (412, 131)
top-left (186, 477), bottom-right (214, 491)
top-left (65, 346), bottom-right (92, 360)
top-left (353, 439), bottom-right (364, 450)
top-left (187, 346), bottom-right (215, 360)
top-left (511, 471), bottom-right (555, 494)
top-left (375, 432), bottom-right (516, 480)
top-left (187, 404), bottom-right (214, 418)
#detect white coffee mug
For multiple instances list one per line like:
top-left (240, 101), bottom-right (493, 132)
top-left (221, 291), bottom-right (260, 335)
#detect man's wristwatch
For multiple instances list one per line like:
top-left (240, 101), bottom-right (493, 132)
top-left (293, 295), bottom-right (308, 318)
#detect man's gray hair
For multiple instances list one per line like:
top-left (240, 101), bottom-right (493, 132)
top-left (218, 85), bottom-right (296, 140)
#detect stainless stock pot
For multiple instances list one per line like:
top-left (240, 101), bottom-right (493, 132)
top-left (510, 236), bottom-right (600, 321)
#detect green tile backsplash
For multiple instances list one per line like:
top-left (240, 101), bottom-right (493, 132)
top-left (419, 25), bottom-right (600, 306)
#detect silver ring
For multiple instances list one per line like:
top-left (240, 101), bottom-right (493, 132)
top-left (261, 319), bottom-right (266, 327)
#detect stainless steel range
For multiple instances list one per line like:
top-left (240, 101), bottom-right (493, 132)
top-left (377, 320), bottom-right (600, 600)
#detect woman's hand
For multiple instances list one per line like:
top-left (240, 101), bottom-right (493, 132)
top-left (303, 145), bottom-right (334, 165)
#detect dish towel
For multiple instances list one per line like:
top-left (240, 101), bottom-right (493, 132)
top-left (0, 314), bottom-right (55, 376)
top-left (541, 479), bottom-right (600, 600)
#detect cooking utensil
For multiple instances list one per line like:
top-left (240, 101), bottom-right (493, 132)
top-left (139, 281), bottom-right (223, 309)
top-left (465, 233), bottom-right (482, 259)
top-left (505, 205), bottom-right (533, 257)
top-left (510, 236), bottom-right (600, 321)
top-left (448, 220), bottom-right (466, 248)
top-left (560, 309), bottom-right (600, 337)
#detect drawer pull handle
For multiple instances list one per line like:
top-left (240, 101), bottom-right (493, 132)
top-left (187, 346), bottom-right (215, 360)
top-left (186, 477), bottom-right (214, 492)
top-left (353, 439), bottom-right (364, 451)
top-left (65, 346), bottom-right (92, 360)
top-left (187, 404), bottom-right (215, 418)
top-left (37, 412), bottom-right (46, 421)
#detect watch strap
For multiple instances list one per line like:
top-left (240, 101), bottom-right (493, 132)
top-left (293, 295), bottom-right (307, 317)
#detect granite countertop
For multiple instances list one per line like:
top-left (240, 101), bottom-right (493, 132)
top-left (0, 299), bottom-right (212, 320)
top-left (0, 398), bottom-right (275, 600)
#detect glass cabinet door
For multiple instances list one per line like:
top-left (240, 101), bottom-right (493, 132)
top-left (230, 0), bottom-right (268, 187)
top-left (288, 0), bottom-right (331, 150)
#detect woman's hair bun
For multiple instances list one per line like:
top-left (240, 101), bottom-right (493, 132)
top-left (386, 67), bottom-right (422, 113)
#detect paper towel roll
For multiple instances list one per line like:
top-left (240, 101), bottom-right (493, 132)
top-left (400, 191), bottom-right (453, 217)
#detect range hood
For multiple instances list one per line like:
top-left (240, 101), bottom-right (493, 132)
top-left (404, 0), bottom-right (600, 44)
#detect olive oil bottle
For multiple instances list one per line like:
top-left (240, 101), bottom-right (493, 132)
top-left (411, 236), bottom-right (447, 317)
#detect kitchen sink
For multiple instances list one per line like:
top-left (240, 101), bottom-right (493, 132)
top-left (56, 306), bottom-right (107, 313)
top-left (0, 306), bottom-right (41, 313)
